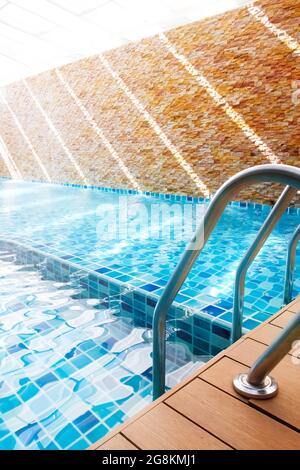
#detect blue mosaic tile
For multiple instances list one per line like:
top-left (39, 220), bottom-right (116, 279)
top-left (202, 305), bottom-right (225, 317)
top-left (0, 395), bottom-right (22, 413)
top-left (243, 318), bottom-right (261, 330)
top-left (86, 424), bottom-right (109, 443)
top-left (0, 420), bottom-right (10, 440)
top-left (67, 438), bottom-right (90, 450)
top-left (218, 312), bottom-right (233, 323)
top-left (73, 412), bottom-right (99, 435)
top-left (140, 283), bottom-right (160, 292)
top-left (0, 435), bottom-right (18, 450)
top-left (36, 373), bottom-right (57, 388)
top-left (105, 410), bottom-right (126, 428)
top-left (95, 267), bottom-right (111, 274)
top-left (212, 324), bottom-right (231, 340)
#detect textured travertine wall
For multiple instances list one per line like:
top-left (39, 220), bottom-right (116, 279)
top-left (0, 0), bottom-right (299, 203)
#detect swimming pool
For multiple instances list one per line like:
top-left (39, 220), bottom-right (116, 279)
top-left (0, 179), bottom-right (299, 330)
top-left (0, 178), bottom-right (300, 449)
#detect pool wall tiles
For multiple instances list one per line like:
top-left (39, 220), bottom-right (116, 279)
top-left (1, 240), bottom-right (232, 357)
top-left (0, 0), bottom-right (299, 204)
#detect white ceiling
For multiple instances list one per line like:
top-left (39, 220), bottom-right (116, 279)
top-left (0, 0), bottom-right (250, 87)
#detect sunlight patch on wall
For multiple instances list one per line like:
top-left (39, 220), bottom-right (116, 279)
top-left (0, 133), bottom-right (22, 179)
top-left (23, 79), bottom-right (89, 185)
top-left (55, 68), bottom-right (142, 192)
top-left (0, 91), bottom-right (51, 182)
top-left (248, 3), bottom-right (300, 56)
top-left (159, 32), bottom-right (282, 165)
top-left (98, 54), bottom-right (210, 198)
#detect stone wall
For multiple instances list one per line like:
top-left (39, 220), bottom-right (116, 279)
top-left (0, 0), bottom-right (299, 204)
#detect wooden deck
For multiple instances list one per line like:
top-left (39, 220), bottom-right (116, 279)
top-left (92, 297), bottom-right (300, 450)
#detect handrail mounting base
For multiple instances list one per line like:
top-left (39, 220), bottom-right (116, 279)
top-left (233, 373), bottom-right (278, 399)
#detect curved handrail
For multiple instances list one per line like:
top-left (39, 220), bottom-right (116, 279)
top-left (232, 186), bottom-right (296, 343)
top-left (283, 224), bottom-right (300, 305)
top-left (152, 164), bottom-right (300, 399)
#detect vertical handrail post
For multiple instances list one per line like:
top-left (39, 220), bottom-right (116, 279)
top-left (232, 186), bottom-right (296, 343)
top-left (283, 224), bottom-right (300, 305)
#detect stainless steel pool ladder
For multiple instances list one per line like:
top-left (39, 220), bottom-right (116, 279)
top-left (283, 224), bottom-right (300, 306)
top-left (233, 308), bottom-right (300, 399)
top-left (152, 164), bottom-right (300, 400)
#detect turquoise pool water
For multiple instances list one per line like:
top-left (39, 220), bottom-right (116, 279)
top-left (0, 179), bottom-right (299, 330)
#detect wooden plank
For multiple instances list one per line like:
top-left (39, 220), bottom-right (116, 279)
top-left (250, 323), bottom-right (282, 345)
top-left (226, 338), bottom-right (267, 365)
top-left (288, 298), bottom-right (300, 313)
top-left (227, 337), bottom-right (296, 365)
top-left (123, 403), bottom-right (230, 450)
top-left (271, 310), bottom-right (296, 328)
top-left (96, 434), bottom-right (138, 450)
top-left (200, 356), bottom-right (250, 399)
top-left (200, 356), bottom-right (300, 430)
top-left (166, 378), bottom-right (300, 449)
top-left (249, 359), bottom-right (300, 431)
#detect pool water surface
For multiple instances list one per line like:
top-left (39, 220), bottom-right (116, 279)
top-left (0, 179), bottom-right (299, 331)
